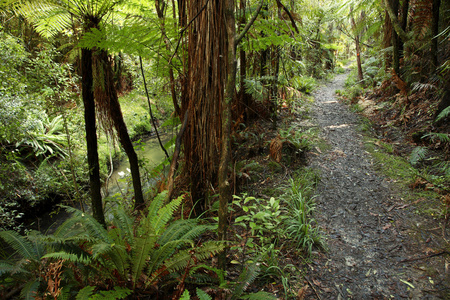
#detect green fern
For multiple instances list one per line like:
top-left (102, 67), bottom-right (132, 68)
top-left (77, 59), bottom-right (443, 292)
top-left (410, 146), bottom-right (429, 165)
top-left (0, 230), bottom-right (48, 298)
top-left (196, 288), bottom-right (213, 300)
top-left (423, 132), bottom-right (450, 143)
top-left (435, 106), bottom-right (450, 123)
top-left (230, 259), bottom-right (261, 300)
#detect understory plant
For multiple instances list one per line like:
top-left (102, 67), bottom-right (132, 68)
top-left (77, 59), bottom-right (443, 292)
top-left (0, 191), bottom-right (224, 298)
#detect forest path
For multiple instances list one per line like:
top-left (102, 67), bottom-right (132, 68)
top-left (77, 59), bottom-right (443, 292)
top-left (305, 71), bottom-right (445, 299)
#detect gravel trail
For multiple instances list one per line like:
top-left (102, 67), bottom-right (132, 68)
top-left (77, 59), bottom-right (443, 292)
top-left (305, 71), bottom-right (447, 299)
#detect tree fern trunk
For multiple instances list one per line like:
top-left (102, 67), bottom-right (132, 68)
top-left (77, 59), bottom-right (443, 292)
top-left (81, 47), bottom-right (105, 226)
top-left (95, 50), bottom-right (145, 209)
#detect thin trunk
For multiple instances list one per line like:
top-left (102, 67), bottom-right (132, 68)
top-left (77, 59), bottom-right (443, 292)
top-left (400, 0), bottom-right (409, 55)
top-left (351, 8), bottom-right (364, 83)
top-left (218, 0), bottom-right (235, 270)
top-left (156, 0), bottom-right (182, 117)
top-left (392, 0), bottom-right (401, 75)
top-left (431, 0), bottom-right (441, 69)
top-left (81, 47), bottom-right (105, 226)
top-left (95, 50), bottom-right (145, 209)
top-left (384, 0), bottom-right (408, 42)
top-left (167, 109), bottom-right (189, 201)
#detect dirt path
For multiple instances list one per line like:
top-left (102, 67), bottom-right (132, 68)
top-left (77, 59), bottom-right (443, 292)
top-left (305, 71), bottom-right (448, 299)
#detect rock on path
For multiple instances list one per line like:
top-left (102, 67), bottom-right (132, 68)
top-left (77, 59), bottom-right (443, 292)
top-left (306, 72), bottom-right (442, 299)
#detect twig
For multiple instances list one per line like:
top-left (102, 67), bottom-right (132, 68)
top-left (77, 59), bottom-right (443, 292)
top-left (399, 251), bottom-right (450, 263)
top-left (304, 275), bottom-right (321, 300)
top-left (139, 56), bottom-right (169, 159)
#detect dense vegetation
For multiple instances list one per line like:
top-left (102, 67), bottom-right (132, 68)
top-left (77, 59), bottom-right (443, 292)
top-left (0, 0), bottom-right (448, 298)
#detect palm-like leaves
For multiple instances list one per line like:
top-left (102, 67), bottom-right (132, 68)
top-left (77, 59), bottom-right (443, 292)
top-left (0, 230), bottom-right (46, 297)
top-left (42, 192), bottom-right (223, 292)
top-left (16, 115), bottom-right (68, 158)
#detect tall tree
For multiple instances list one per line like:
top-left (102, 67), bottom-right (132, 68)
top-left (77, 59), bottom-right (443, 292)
top-left (11, 0), bottom-right (146, 222)
top-left (181, 0), bottom-right (229, 213)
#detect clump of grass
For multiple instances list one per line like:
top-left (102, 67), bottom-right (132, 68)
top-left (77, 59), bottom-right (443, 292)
top-left (280, 168), bottom-right (322, 255)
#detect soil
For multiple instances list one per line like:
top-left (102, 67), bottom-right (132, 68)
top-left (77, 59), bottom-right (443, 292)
top-left (303, 71), bottom-right (450, 299)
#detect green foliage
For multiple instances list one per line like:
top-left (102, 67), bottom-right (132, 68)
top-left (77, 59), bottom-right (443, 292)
top-left (278, 126), bottom-right (314, 153)
top-left (282, 182), bottom-right (322, 255)
top-left (46, 192), bottom-right (222, 295)
top-left (232, 195), bottom-right (286, 247)
top-left (0, 230), bottom-right (46, 297)
top-left (0, 192), bottom-right (224, 297)
top-left (16, 115), bottom-right (68, 159)
top-left (76, 286), bottom-right (132, 300)
top-left (291, 75), bottom-right (317, 94)
top-left (410, 146), bottom-right (429, 166)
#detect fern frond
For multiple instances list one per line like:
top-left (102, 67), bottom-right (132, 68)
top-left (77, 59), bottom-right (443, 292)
top-left (131, 234), bottom-right (158, 287)
top-left (241, 291), bottom-right (277, 300)
top-left (158, 220), bottom-right (213, 246)
top-left (411, 82), bottom-right (436, 93)
top-left (152, 195), bottom-right (183, 234)
top-left (146, 239), bottom-right (191, 276)
top-left (112, 208), bottom-right (135, 244)
top-left (196, 288), bottom-right (213, 300)
top-left (423, 132), bottom-right (450, 143)
top-left (91, 240), bottom-right (128, 276)
top-left (20, 279), bottom-right (40, 300)
top-left (61, 206), bottom-right (109, 241)
top-left (42, 251), bottom-right (92, 265)
top-left (231, 259), bottom-right (261, 300)
top-left (436, 106), bottom-right (450, 123)
top-left (0, 261), bottom-right (14, 275)
top-left (0, 230), bottom-right (41, 260)
top-left (76, 286), bottom-right (96, 300)
top-left (146, 191), bottom-right (167, 229)
top-left (149, 241), bottom-right (225, 284)
top-left (409, 146), bottom-right (429, 165)
top-left (90, 286), bottom-right (132, 299)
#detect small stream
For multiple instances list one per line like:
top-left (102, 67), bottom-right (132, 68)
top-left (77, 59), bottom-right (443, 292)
top-left (105, 135), bottom-right (171, 197)
top-left (31, 134), bottom-right (172, 233)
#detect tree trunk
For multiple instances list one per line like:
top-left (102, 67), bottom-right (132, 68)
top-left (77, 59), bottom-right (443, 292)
top-left (351, 8), bottom-right (364, 84)
top-left (94, 50), bottom-right (145, 209)
top-left (431, 0), bottom-right (441, 70)
top-left (81, 47), bottom-right (105, 226)
top-left (218, 0), bottom-right (236, 270)
top-left (399, 0), bottom-right (409, 55)
top-left (182, 0), bottom-right (228, 214)
top-left (392, 0), bottom-right (401, 75)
